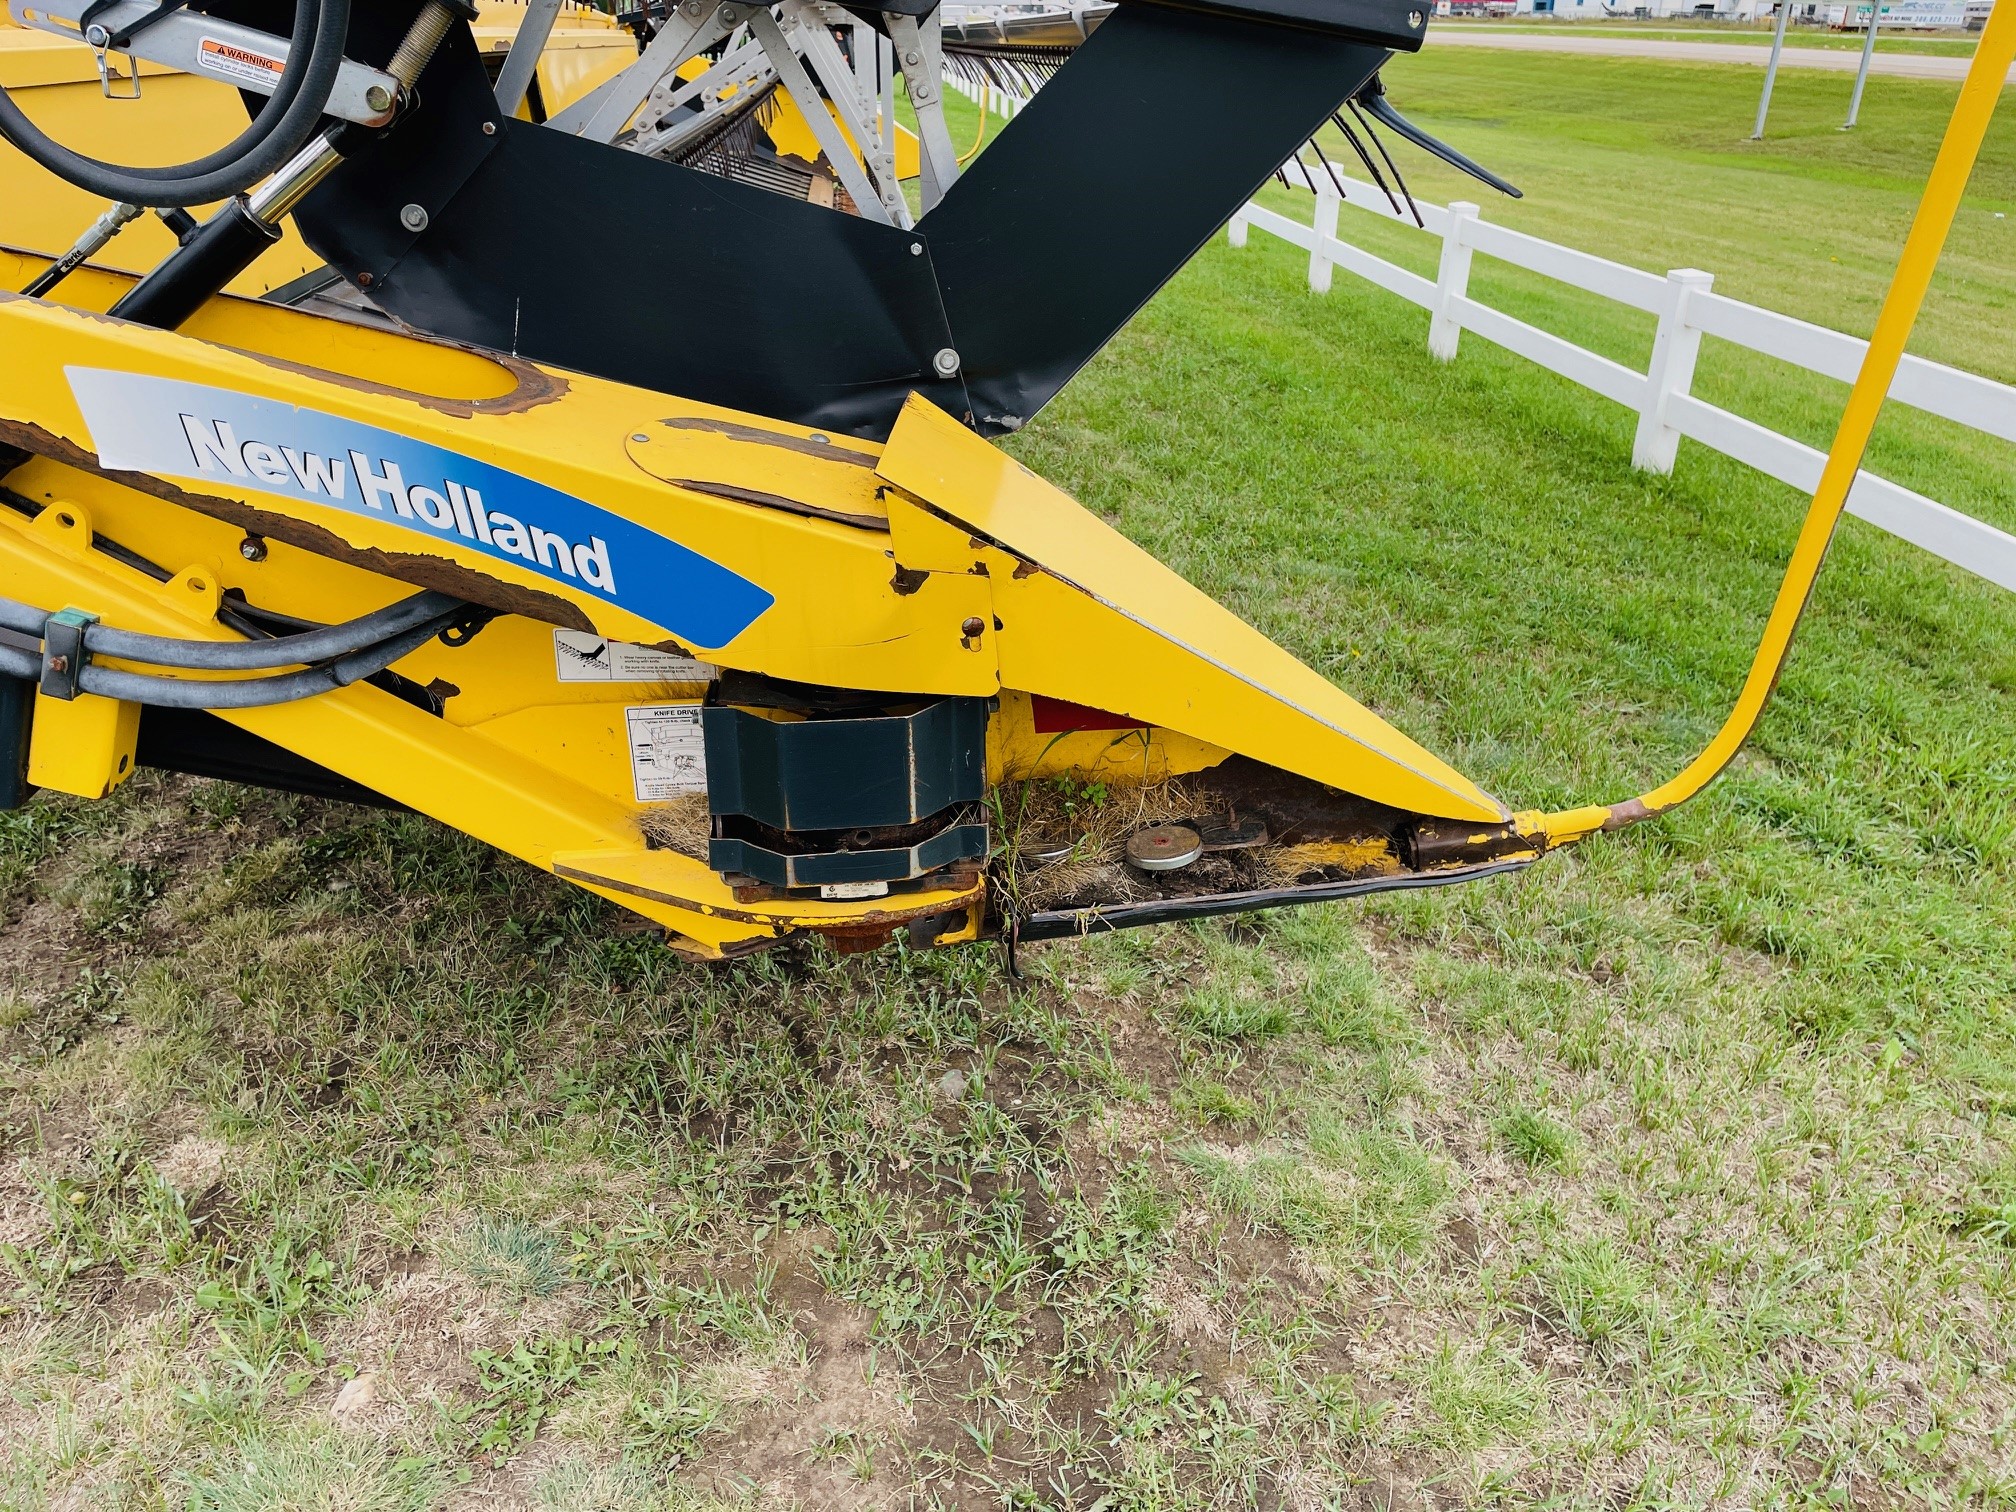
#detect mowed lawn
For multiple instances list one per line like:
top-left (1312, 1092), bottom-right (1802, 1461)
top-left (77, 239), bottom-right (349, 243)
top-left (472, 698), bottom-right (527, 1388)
top-left (4, 49), bottom-right (2016, 1512)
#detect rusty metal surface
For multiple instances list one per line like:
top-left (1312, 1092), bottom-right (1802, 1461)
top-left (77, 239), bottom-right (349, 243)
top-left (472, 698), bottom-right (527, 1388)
top-left (653, 416), bottom-right (880, 470)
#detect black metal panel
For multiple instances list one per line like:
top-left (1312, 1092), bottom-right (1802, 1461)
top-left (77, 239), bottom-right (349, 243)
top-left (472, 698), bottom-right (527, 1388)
top-left (702, 696), bottom-right (988, 830)
top-left (136, 707), bottom-right (404, 809)
top-left (711, 821), bottom-right (989, 889)
top-left (291, 14), bottom-right (969, 439)
top-left (286, 3), bottom-right (1386, 439)
top-left (0, 674), bottom-right (32, 811)
top-left (919, 4), bottom-right (1389, 432)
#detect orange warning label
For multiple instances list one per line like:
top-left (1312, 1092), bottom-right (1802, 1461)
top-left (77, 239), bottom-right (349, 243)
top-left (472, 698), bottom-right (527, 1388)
top-left (197, 36), bottom-right (285, 89)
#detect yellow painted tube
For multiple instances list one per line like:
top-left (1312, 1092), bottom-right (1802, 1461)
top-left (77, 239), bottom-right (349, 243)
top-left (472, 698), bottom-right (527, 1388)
top-left (1532, 0), bottom-right (2016, 851)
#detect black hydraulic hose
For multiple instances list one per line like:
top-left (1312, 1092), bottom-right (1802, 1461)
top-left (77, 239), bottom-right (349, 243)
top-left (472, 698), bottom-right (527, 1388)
top-left (0, 588), bottom-right (462, 668)
top-left (0, 0), bottom-right (351, 207)
top-left (0, 609), bottom-right (462, 709)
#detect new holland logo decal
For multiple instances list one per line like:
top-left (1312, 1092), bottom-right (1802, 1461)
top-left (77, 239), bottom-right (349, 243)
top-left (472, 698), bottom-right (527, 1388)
top-left (66, 367), bottom-right (774, 649)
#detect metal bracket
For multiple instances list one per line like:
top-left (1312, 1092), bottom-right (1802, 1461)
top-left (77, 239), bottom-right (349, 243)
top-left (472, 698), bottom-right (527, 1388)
top-left (39, 608), bottom-right (95, 702)
top-left (886, 11), bottom-right (959, 213)
top-left (491, 0), bottom-right (563, 116)
top-left (15, 0), bottom-right (400, 124)
top-left (778, 0), bottom-right (910, 226)
top-left (544, 0), bottom-right (740, 141)
top-left (747, 6), bottom-right (895, 227)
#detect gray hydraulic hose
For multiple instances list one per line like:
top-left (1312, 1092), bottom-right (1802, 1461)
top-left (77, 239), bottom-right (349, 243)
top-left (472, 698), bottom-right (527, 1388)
top-left (0, 0), bottom-right (352, 208)
top-left (0, 609), bottom-right (462, 709)
top-left (88, 589), bottom-right (461, 669)
top-left (0, 588), bottom-right (462, 669)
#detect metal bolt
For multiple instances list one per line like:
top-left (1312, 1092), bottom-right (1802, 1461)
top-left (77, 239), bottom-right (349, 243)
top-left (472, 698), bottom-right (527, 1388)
top-left (365, 83), bottom-right (395, 113)
top-left (961, 617), bottom-right (985, 638)
top-left (904, 49), bottom-right (921, 64)
top-left (399, 203), bottom-right (429, 232)
top-left (718, 3), bottom-right (736, 19)
top-left (909, 242), bottom-right (923, 257)
top-left (239, 535), bottom-right (267, 562)
top-left (481, 120), bottom-right (497, 136)
top-left (1407, 8), bottom-right (1423, 22)
top-left (84, 23), bottom-right (109, 46)
top-left (932, 348), bottom-right (961, 378)
top-left (357, 272), bottom-right (373, 287)
top-left (631, 433), bottom-right (650, 442)
top-left (47, 654), bottom-right (68, 674)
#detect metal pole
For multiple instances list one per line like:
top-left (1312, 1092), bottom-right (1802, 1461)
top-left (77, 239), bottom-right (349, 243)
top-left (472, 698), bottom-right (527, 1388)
top-left (1752, 0), bottom-right (1794, 139)
top-left (1844, 0), bottom-right (1880, 128)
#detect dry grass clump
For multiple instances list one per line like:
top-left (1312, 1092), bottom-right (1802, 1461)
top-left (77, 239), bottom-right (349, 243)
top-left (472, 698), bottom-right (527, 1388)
top-left (997, 775), bottom-right (1215, 910)
top-left (638, 794), bottom-right (712, 859)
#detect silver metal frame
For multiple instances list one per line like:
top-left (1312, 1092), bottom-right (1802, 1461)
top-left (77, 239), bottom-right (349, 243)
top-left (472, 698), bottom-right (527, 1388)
top-left (15, 0), bottom-right (401, 125)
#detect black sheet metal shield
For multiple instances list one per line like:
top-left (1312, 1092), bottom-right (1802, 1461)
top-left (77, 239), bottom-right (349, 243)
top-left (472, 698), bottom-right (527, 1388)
top-left (292, 20), bottom-right (970, 438)
top-left (293, 3), bottom-right (1386, 438)
top-left (922, 5), bottom-right (1387, 431)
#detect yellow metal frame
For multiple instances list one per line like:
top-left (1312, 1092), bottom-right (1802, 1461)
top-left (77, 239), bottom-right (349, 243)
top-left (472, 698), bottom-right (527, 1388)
top-left (0, 5), bottom-right (2002, 956)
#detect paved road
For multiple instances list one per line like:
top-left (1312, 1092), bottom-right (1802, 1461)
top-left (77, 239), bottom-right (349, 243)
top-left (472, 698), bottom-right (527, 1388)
top-left (1429, 29), bottom-right (2011, 83)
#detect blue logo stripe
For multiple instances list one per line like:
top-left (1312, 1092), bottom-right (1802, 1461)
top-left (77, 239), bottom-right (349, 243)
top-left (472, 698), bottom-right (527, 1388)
top-left (66, 367), bottom-right (774, 650)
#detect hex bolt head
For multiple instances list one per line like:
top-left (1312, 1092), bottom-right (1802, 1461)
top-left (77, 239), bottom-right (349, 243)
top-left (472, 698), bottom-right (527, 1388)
top-left (961, 617), bottom-right (986, 638)
top-left (909, 242), bottom-right (924, 256)
top-left (480, 120), bottom-right (497, 136)
top-left (84, 23), bottom-right (110, 46)
top-left (238, 535), bottom-right (268, 562)
top-left (904, 49), bottom-right (921, 64)
top-left (399, 203), bottom-right (429, 232)
top-left (932, 348), bottom-right (961, 377)
top-left (365, 83), bottom-right (395, 113)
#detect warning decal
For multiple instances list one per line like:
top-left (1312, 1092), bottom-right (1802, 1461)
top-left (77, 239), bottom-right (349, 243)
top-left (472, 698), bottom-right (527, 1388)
top-left (198, 37), bottom-right (286, 90)
top-left (625, 705), bottom-right (707, 801)
top-left (553, 629), bottom-right (716, 684)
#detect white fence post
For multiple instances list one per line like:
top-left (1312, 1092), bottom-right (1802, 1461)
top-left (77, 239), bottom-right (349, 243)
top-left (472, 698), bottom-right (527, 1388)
top-left (1633, 268), bottom-right (1714, 474)
top-left (1428, 201), bottom-right (1478, 362)
top-left (1308, 186), bottom-right (1340, 294)
top-left (1227, 210), bottom-right (1248, 249)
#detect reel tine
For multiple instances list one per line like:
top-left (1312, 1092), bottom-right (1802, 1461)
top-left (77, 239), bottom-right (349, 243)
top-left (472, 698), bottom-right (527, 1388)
top-left (1330, 110), bottom-right (1402, 219)
top-left (1348, 98), bottom-right (1422, 229)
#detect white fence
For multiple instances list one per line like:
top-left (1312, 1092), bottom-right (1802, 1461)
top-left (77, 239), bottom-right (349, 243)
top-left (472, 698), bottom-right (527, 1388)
top-left (1227, 161), bottom-right (2016, 594)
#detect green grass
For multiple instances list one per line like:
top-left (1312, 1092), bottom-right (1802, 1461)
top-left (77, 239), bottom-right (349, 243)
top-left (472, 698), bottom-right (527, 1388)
top-left (3, 49), bottom-right (2015, 1510)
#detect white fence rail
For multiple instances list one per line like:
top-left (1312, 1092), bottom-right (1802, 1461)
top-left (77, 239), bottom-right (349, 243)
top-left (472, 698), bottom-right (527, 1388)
top-left (1226, 161), bottom-right (2016, 594)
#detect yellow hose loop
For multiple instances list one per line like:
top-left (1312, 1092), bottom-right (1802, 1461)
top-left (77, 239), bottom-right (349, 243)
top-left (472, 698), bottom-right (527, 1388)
top-left (957, 88), bottom-right (991, 166)
top-left (1537, 0), bottom-right (2016, 852)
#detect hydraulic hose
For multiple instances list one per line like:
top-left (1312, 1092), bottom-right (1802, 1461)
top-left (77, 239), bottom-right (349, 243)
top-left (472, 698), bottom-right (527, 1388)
top-left (1520, 0), bottom-right (2015, 853)
top-left (0, 607), bottom-right (464, 709)
top-left (0, 588), bottom-right (462, 670)
top-left (0, 0), bottom-right (351, 207)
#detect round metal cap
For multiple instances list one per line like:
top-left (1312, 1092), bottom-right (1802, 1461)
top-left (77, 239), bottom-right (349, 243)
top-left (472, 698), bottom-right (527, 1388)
top-left (1125, 823), bottom-right (1203, 873)
top-left (932, 347), bottom-right (961, 378)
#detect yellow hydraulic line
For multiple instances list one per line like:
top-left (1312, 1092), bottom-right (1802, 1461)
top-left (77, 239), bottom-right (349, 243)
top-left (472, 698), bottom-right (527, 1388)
top-left (957, 86), bottom-right (991, 166)
top-left (1527, 0), bottom-right (2016, 852)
